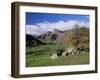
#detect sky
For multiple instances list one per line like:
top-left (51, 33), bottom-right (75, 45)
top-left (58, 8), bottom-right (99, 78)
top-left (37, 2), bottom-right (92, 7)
top-left (26, 12), bottom-right (89, 35)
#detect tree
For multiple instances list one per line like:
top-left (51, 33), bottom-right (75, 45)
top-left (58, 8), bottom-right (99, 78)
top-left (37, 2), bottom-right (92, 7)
top-left (71, 24), bottom-right (81, 48)
top-left (55, 24), bottom-right (89, 49)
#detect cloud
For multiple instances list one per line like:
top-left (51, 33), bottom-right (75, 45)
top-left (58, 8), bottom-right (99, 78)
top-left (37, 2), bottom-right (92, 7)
top-left (26, 20), bottom-right (89, 35)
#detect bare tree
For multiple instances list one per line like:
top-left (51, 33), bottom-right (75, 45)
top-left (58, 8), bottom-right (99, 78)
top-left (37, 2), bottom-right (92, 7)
top-left (71, 24), bottom-right (81, 48)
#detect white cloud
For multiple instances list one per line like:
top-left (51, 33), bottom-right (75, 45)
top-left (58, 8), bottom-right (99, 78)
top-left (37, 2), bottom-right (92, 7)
top-left (26, 20), bottom-right (89, 35)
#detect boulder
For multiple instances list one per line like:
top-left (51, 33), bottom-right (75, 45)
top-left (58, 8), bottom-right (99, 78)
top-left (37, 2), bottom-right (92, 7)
top-left (62, 50), bottom-right (69, 56)
top-left (50, 53), bottom-right (58, 60)
top-left (67, 47), bottom-right (77, 55)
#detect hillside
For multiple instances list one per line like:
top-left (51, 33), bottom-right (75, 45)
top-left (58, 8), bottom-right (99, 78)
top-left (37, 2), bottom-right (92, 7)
top-left (26, 34), bottom-right (45, 46)
top-left (37, 27), bottom-right (89, 47)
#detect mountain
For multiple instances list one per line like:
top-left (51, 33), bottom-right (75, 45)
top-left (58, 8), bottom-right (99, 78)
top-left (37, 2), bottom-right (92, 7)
top-left (52, 29), bottom-right (64, 34)
top-left (37, 27), bottom-right (89, 45)
top-left (26, 26), bottom-right (89, 47)
top-left (26, 34), bottom-right (45, 46)
top-left (37, 29), bottom-right (65, 43)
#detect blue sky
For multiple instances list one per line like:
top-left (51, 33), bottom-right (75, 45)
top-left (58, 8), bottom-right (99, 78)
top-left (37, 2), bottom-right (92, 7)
top-left (26, 12), bottom-right (89, 35)
top-left (26, 12), bottom-right (89, 25)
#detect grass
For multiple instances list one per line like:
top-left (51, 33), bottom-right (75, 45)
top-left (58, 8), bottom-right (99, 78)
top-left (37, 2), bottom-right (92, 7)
top-left (26, 44), bottom-right (89, 67)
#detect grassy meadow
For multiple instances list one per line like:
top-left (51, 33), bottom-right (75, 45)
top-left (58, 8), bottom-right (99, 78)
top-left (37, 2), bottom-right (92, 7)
top-left (26, 44), bottom-right (89, 67)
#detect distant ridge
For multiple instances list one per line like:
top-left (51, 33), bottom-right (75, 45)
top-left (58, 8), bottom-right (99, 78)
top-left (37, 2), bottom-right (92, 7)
top-left (26, 34), bottom-right (45, 46)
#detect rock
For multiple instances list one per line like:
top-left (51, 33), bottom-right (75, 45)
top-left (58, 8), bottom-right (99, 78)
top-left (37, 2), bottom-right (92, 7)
top-left (62, 50), bottom-right (68, 56)
top-left (67, 47), bottom-right (77, 55)
top-left (50, 53), bottom-right (58, 60)
top-left (56, 49), bottom-right (64, 57)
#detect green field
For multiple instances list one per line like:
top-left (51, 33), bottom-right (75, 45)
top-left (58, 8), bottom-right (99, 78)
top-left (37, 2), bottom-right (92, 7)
top-left (26, 44), bottom-right (89, 67)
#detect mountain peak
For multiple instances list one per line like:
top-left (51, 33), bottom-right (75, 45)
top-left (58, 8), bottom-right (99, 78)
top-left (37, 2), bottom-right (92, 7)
top-left (53, 29), bottom-right (64, 33)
